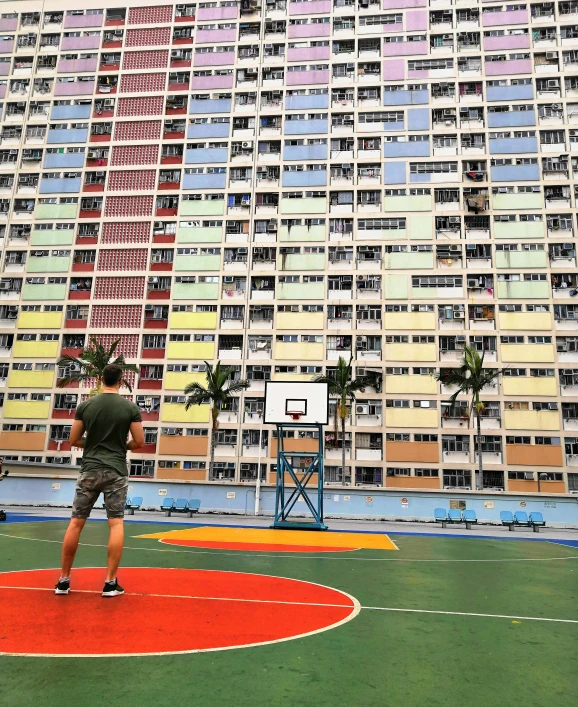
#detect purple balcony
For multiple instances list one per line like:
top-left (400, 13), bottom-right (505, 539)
top-left (0, 39), bottom-right (14, 54)
top-left (54, 80), bottom-right (96, 96)
top-left (288, 1), bottom-right (331, 16)
top-left (382, 23), bottom-right (403, 34)
top-left (0, 62), bottom-right (9, 76)
top-left (383, 59), bottom-right (405, 80)
top-left (195, 28), bottom-right (237, 44)
top-left (483, 34), bottom-right (530, 52)
top-left (383, 40), bottom-right (427, 57)
top-left (190, 73), bottom-right (234, 90)
top-left (196, 6), bottom-right (238, 21)
top-left (287, 46), bottom-right (330, 62)
top-left (288, 23), bottom-right (331, 39)
top-left (482, 9), bottom-right (528, 27)
top-left (0, 18), bottom-right (18, 31)
top-left (57, 57), bottom-right (98, 73)
top-left (485, 58), bottom-right (532, 76)
top-left (61, 35), bottom-right (101, 51)
top-left (0, 84), bottom-right (6, 99)
top-left (383, 0), bottom-right (426, 8)
top-left (286, 69), bottom-right (329, 86)
top-left (64, 13), bottom-right (104, 29)
top-left (193, 51), bottom-right (235, 67)
top-left (406, 10), bottom-right (427, 31)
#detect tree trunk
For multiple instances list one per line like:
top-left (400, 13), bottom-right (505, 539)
top-left (476, 406), bottom-right (483, 491)
top-left (341, 414), bottom-right (346, 482)
top-left (209, 408), bottom-right (219, 479)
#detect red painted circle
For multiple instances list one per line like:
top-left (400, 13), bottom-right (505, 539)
top-left (0, 568), bottom-right (358, 657)
top-left (160, 539), bottom-right (355, 553)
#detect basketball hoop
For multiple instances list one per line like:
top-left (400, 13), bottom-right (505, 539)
top-left (286, 411), bottom-right (302, 421)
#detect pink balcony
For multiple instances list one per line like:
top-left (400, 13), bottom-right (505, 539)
top-left (0, 18), bottom-right (17, 31)
top-left (196, 6), bottom-right (238, 21)
top-left (61, 35), bottom-right (101, 51)
top-left (0, 63), bottom-right (9, 76)
top-left (288, 23), bottom-right (331, 39)
top-left (286, 69), bottom-right (329, 86)
top-left (483, 34), bottom-right (530, 52)
top-left (287, 46), bottom-right (330, 62)
top-left (406, 10), bottom-right (427, 31)
top-left (383, 59), bottom-right (405, 80)
top-left (54, 80), bottom-right (95, 96)
top-left (57, 58), bottom-right (98, 73)
top-left (0, 39), bottom-right (14, 54)
top-left (482, 9), bottom-right (528, 27)
top-left (288, 1), bottom-right (331, 16)
top-left (64, 14), bottom-right (104, 29)
top-left (382, 23), bottom-right (403, 34)
top-left (383, 0), bottom-right (426, 8)
top-left (195, 28), bottom-right (236, 44)
top-left (0, 84), bottom-right (6, 99)
top-left (485, 58), bottom-right (532, 76)
top-left (191, 73), bottom-right (234, 90)
top-left (193, 52), bottom-right (235, 67)
top-left (383, 40), bottom-right (428, 57)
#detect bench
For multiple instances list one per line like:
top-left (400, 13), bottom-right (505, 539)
top-left (501, 510), bottom-right (546, 532)
top-left (125, 496), bottom-right (143, 516)
top-left (161, 497), bottom-right (176, 516)
top-left (187, 499), bottom-right (201, 517)
top-left (434, 508), bottom-right (478, 530)
top-left (500, 510), bottom-right (515, 531)
top-left (529, 511), bottom-right (546, 533)
top-left (174, 498), bottom-right (189, 514)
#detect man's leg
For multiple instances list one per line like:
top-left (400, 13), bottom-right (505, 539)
top-left (102, 472), bottom-right (129, 585)
top-left (60, 517), bottom-right (87, 577)
top-left (106, 518), bottom-right (124, 582)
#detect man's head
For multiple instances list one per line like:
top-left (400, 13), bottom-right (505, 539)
top-left (102, 364), bottom-right (123, 390)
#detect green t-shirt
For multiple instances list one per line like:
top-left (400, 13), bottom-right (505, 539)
top-left (75, 394), bottom-right (142, 477)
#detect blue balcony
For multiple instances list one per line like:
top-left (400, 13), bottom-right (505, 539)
top-left (183, 172), bottom-right (227, 190)
top-left (384, 90), bottom-right (428, 106)
top-left (50, 104), bottom-right (91, 121)
top-left (489, 137), bottom-right (538, 155)
top-left (488, 110), bottom-right (536, 128)
top-left (384, 141), bottom-right (430, 158)
top-left (39, 177), bottom-right (82, 194)
top-left (490, 164), bottom-right (540, 182)
top-left (186, 123), bottom-right (230, 139)
top-left (284, 119), bottom-right (328, 135)
top-left (407, 108), bottom-right (429, 131)
top-left (285, 94), bottom-right (329, 110)
top-left (383, 162), bottom-right (407, 184)
top-left (185, 147), bottom-right (228, 164)
top-left (43, 152), bottom-right (85, 169)
top-left (283, 144), bottom-right (328, 161)
top-left (189, 98), bottom-right (231, 114)
top-left (486, 84), bottom-right (534, 102)
top-left (47, 128), bottom-right (89, 144)
top-left (281, 170), bottom-right (327, 188)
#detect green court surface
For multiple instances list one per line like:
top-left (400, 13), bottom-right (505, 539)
top-left (0, 518), bottom-right (576, 707)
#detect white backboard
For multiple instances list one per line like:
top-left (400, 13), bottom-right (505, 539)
top-left (264, 381), bottom-right (329, 425)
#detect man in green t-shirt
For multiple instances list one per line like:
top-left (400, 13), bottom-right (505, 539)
top-left (55, 365), bottom-right (144, 598)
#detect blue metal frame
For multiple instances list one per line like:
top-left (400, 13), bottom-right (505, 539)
top-left (271, 422), bottom-right (327, 530)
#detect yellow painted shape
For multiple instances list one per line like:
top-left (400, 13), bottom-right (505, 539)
top-left (137, 526), bottom-right (398, 551)
top-left (13, 341), bottom-right (59, 358)
top-left (7, 369), bottom-right (55, 388)
top-left (385, 407), bottom-right (438, 428)
top-left (166, 341), bottom-right (215, 360)
top-left (277, 311), bottom-right (324, 330)
top-left (164, 371), bottom-right (206, 391)
top-left (160, 402), bottom-right (210, 423)
top-left (385, 375), bottom-right (437, 395)
top-left (3, 400), bottom-right (50, 419)
top-left (18, 311), bottom-right (63, 329)
top-left (498, 312), bottom-right (551, 331)
top-left (502, 377), bottom-right (557, 397)
top-left (169, 311), bottom-right (218, 330)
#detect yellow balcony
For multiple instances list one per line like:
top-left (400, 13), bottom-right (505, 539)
top-left (275, 342), bottom-right (324, 361)
top-left (498, 312), bottom-right (551, 331)
top-left (7, 369), bottom-right (55, 388)
top-left (272, 371), bottom-right (313, 382)
top-left (18, 311), bottom-right (63, 329)
top-left (503, 409), bottom-right (560, 431)
top-left (166, 341), bottom-right (215, 360)
top-left (501, 344), bottom-right (555, 363)
top-left (385, 375), bottom-right (437, 395)
top-left (502, 377), bottom-right (557, 397)
top-left (276, 312), bottom-right (324, 330)
top-left (168, 311), bottom-right (218, 330)
top-left (385, 343), bottom-right (437, 362)
top-left (384, 312), bottom-right (436, 330)
top-left (160, 403), bottom-right (211, 424)
top-left (385, 408), bottom-right (438, 428)
top-left (13, 341), bottom-right (59, 358)
top-left (164, 371), bottom-right (206, 391)
top-left (3, 400), bottom-right (50, 419)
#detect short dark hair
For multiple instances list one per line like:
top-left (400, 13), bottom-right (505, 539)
top-left (103, 364), bottom-right (123, 387)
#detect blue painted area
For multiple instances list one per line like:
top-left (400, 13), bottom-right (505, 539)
top-left (409, 173), bottom-right (431, 183)
top-left (383, 162), bottom-right (407, 184)
top-left (282, 170), bottom-right (327, 187)
top-left (183, 172), bottom-right (227, 190)
top-left (283, 144), bottom-right (328, 161)
top-left (39, 177), bottom-right (81, 194)
top-left (43, 153), bottom-right (85, 169)
top-left (47, 128), bottom-right (88, 144)
top-left (384, 90), bottom-right (429, 106)
top-left (486, 84), bottom-right (534, 102)
top-left (185, 147), bottom-right (228, 164)
top-left (285, 94), bottom-right (329, 111)
top-left (381, 120), bottom-right (404, 132)
top-left (186, 122), bottom-right (230, 139)
top-left (407, 108), bottom-right (429, 131)
top-left (384, 141), bottom-right (430, 158)
top-left (488, 110), bottom-right (536, 128)
top-left (284, 119), bottom-right (328, 135)
top-left (189, 98), bottom-right (231, 114)
top-left (50, 104), bottom-right (91, 121)
top-left (490, 163), bottom-right (540, 181)
top-left (489, 137), bottom-right (538, 155)
top-left (1, 513), bottom-right (66, 523)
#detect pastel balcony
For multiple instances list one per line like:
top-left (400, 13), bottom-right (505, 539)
top-left (21, 282), bottom-right (68, 300)
top-left (482, 9), bottom-right (528, 27)
top-left (195, 29), bottom-right (237, 44)
top-left (13, 340), bottom-right (59, 359)
top-left (288, 24), bottom-right (331, 39)
top-left (503, 410), bottom-right (559, 431)
top-left (187, 123), bottom-right (230, 139)
top-left (499, 312), bottom-right (551, 332)
top-left (385, 374), bottom-right (437, 395)
top-left (284, 118), bottom-right (328, 135)
top-left (172, 282), bottom-right (219, 300)
top-left (496, 251), bottom-right (547, 269)
top-left (3, 400), bottom-right (51, 419)
top-left (288, 1), bottom-right (331, 15)
top-left (285, 94), bottom-right (329, 110)
top-left (496, 281), bottom-right (549, 299)
top-left (54, 81), bottom-right (95, 96)
top-left (277, 311), bottom-right (324, 330)
top-left (196, 6), bottom-right (238, 21)
top-left (189, 98), bottom-right (231, 114)
top-left (384, 251), bottom-right (433, 270)
top-left (485, 59), bottom-right (532, 76)
top-left (64, 14), bottom-right (103, 28)
top-left (160, 403), bottom-right (210, 424)
top-left (502, 376), bottom-right (557, 397)
top-left (50, 105), bottom-right (91, 121)
top-left (185, 147), bottom-right (228, 164)
top-left (283, 144), bottom-right (328, 161)
top-left (281, 170), bottom-right (327, 188)
top-left (483, 34), bottom-right (530, 51)
top-left (385, 408), bottom-right (437, 428)
top-left (287, 46), bottom-right (330, 62)
top-left (281, 253), bottom-right (325, 270)
top-left (286, 70), bottom-right (330, 86)
top-left (190, 74), bottom-right (234, 90)
top-left (61, 35), bottom-right (101, 51)
top-left (39, 178), bottom-right (82, 194)
top-left (164, 371), bottom-right (206, 389)
top-left (168, 312), bottom-right (218, 330)
top-left (383, 0), bottom-right (426, 8)
top-left (384, 89), bottom-right (429, 106)
top-left (18, 311), bottom-right (63, 329)
top-left (489, 137), bottom-right (538, 154)
top-left (488, 110), bottom-right (536, 128)
top-left (490, 164), bottom-right (540, 181)
top-left (278, 281), bottom-right (324, 299)
top-left (384, 141), bottom-right (430, 158)
top-left (0, 40), bottom-right (15, 54)
top-left (0, 18), bottom-right (17, 31)
top-left (487, 84), bottom-right (533, 102)
top-left (43, 152), bottom-right (85, 169)
top-left (182, 173), bottom-right (227, 190)
top-left (7, 369), bottom-right (55, 388)
top-left (166, 341), bottom-right (216, 360)
top-left (383, 41), bottom-right (427, 57)
top-left (384, 194), bottom-right (432, 212)
top-left (193, 52), bottom-right (235, 67)
top-left (177, 225), bottom-right (223, 243)
top-left (47, 128), bottom-right (89, 144)
top-left (501, 344), bottom-right (555, 364)
top-left (494, 221), bottom-right (545, 239)
top-left (280, 198), bottom-right (327, 214)
top-left (275, 342), bottom-right (324, 360)
top-left (492, 192), bottom-right (542, 210)
top-left (57, 58), bottom-right (98, 73)
top-left (179, 200), bottom-right (225, 217)
top-left (35, 203), bottom-right (77, 220)
top-left (174, 254), bottom-right (221, 271)
top-left (279, 224), bottom-right (326, 242)
top-left (27, 255), bottom-right (71, 273)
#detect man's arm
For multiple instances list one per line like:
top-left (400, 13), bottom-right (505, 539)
top-left (127, 421), bottom-right (145, 451)
top-left (69, 419), bottom-right (86, 448)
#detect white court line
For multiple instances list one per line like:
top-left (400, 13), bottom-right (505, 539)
top-left (0, 584), bottom-right (576, 625)
top-left (1, 532), bottom-right (577, 563)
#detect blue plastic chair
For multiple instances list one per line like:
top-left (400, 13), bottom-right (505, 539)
top-left (434, 508), bottom-right (447, 523)
top-left (529, 511), bottom-right (546, 532)
top-left (463, 509), bottom-right (477, 528)
top-left (500, 510), bottom-right (515, 531)
top-left (126, 496), bottom-right (143, 515)
top-left (448, 509), bottom-right (463, 524)
top-left (187, 498), bottom-right (201, 516)
top-left (161, 497), bottom-right (175, 516)
top-left (174, 498), bottom-right (188, 513)
top-left (514, 511), bottom-right (531, 527)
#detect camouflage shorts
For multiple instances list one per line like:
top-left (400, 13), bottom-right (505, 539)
top-left (72, 470), bottom-right (128, 519)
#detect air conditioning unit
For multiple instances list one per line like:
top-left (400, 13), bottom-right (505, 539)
top-left (144, 304), bottom-right (154, 311)
top-left (240, 463), bottom-right (251, 471)
top-left (87, 152), bottom-right (97, 159)
top-left (467, 279), bottom-right (479, 288)
top-left (241, 141), bottom-right (252, 149)
top-left (454, 311), bottom-right (465, 319)
top-left (223, 276), bottom-right (235, 283)
top-left (547, 80), bottom-right (558, 88)
top-left (356, 404), bottom-right (369, 415)
top-left (448, 216), bottom-right (460, 224)
top-left (546, 52), bottom-right (557, 60)
top-left (267, 223), bottom-right (276, 231)
top-left (148, 276), bottom-right (158, 284)
top-left (357, 274), bottom-right (365, 280)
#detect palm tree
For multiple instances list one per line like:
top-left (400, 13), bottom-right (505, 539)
top-left (184, 361), bottom-right (249, 478)
top-left (56, 337), bottom-right (138, 394)
top-left (436, 345), bottom-right (505, 490)
top-left (314, 356), bottom-right (369, 483)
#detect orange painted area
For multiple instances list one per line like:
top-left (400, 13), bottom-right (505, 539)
top-left (508, 479), bottom-right (566, 494)
top-left (155, 468), bottom-right (207, 482)
top-left (385, 476), bottom-right (441, 490)
top-left (385, 441), bottom-right (439, 463)
top-left (160, 539), bottom-right (355, 553)
top-left (506, 444), bottom-right (563, 467)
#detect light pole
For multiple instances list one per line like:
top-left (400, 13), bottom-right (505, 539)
top-left (537, 472), bottom-right (548, 493)
top-left (254, 411), bottom-right (264, 516)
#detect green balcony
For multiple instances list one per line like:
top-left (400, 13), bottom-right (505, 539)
top-left (497, 281), bottom-right (549, 299)
top-left (496, 250), bottom-right (547, 269)
top-left (179, 200), bottom-right (225, 217)
top-left (34, 203), bottom-right (77, 220)
top-left (174, 255), bottom-right (221, 271)
top-left (492, 193), bottom-right (542, 211)
top-left (384, 274), bottom-right (409, 299)
top-left (22, 283), bottom-right (67, 300)
top-left (384, 251), bottom-right (433, 270)
top-left (281, 253), bottom-right (325, 270)
top-left (172, 282), bottom-right (219, 300)
top-left (27, 257), bottom-right (71, 273)
top-left (384, 195), bottom-right (432, 213)
top-left (278, 281), bottom-right (324, 300)
top-left (280, 198), bottom-right (327, 215)
top-left (494, 221), bottom-right (545, 239)
top-left (30, 229), bottom-right (75, 246)
top-left (279, 224), bottom-right (325, 242)
top-left (177, 226), bottom-right (222, 244)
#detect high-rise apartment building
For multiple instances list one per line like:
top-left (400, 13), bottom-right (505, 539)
top-left (1, 0), bottom-right (578, 495)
